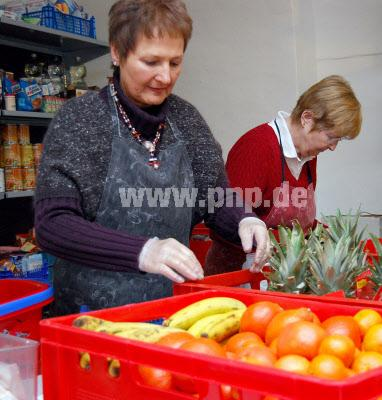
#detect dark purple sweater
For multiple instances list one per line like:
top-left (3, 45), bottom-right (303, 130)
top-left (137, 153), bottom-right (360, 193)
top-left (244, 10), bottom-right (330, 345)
top-left (35, 76), bottom-right (255, 272)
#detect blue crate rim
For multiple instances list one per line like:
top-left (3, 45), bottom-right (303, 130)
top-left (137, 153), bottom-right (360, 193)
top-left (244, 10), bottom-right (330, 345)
top-left (0, 281), bottom-right (54, 317)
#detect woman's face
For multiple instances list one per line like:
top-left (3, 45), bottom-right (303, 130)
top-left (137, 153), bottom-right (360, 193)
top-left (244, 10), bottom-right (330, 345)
top-left (111, 33), bottom-right (184, 108)
top-left (301, 129), bottom-right (342, 158)
top-left (297, 111), bottom-right (342, 158)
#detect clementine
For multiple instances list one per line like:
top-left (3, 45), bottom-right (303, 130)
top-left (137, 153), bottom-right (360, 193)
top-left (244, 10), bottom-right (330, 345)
top-left (352, 351), bottom-right (382, 373)
top-left (353, 309), bottom-right (382, 336)
top-left (274, 354), bottom-right (310, 375)
top-left (318, 334), bottom-right (356, 367)
top-left (322, 316), bottom-right (362, 348)
top-left (309, 354), bottom-right (348, 380)
top-left (137, 365), bottom-right (172, 390)
top-left (156, 331), bottom-right (194, 349)
top-left (237, 345), bottom-right (276, 367)
top-left (362, 323), bottom-right (382, 353)
top-left (240, 301), bottom-right (283, 339)
top-left (225, 331), bottom-right (265, 354)
top-left (276, 321), bottom-right (326, 359)
top-left (265, 308), bottom-right (320, 345)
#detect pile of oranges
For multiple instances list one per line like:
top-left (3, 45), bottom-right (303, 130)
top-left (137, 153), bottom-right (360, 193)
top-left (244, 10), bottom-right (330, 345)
top-left (138, 303), bottom-right (381, 397)
top-left (228, 302), bottom-right (382, 379)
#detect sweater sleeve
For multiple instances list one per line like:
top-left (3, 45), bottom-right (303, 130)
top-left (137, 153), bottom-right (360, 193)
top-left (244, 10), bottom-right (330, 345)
top-left (35, 196), bottom-right (147, 271)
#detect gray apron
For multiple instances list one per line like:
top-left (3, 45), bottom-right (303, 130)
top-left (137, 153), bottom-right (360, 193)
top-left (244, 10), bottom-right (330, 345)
top-left (53, 86), bottom-right (194, 315)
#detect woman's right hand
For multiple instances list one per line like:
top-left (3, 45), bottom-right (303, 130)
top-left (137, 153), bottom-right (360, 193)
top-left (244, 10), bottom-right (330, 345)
top-left (138, 237), bottom-right (204, 283)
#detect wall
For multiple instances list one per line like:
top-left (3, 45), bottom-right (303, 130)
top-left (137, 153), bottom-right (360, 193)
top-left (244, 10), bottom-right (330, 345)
top-left (81, 0), bottom-right (381, 234)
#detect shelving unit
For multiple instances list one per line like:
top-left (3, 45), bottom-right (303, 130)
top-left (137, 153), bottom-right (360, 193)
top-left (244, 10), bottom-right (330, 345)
top-left (0, 16), bottom-right (109, 65)
top-left (0, 110), bottom-right (54, 126)
top-left (0, 16), bottom-right (109, 243)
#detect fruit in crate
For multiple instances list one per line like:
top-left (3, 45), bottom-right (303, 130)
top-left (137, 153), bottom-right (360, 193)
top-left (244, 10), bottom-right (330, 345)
top-left (354, 309), bottom-right (382, 336)
top-left (163, 296), bottom-right (246, 329)
top-left (362, 323), bottom-right (382, 353)
top-left (187, 309), bottom-right (245, 342)
top-left (307, 232), bottom-right (366, 297)
top-left (368, 235), bottom-right (382, 296)
top-left (265, 222), bottom-right (309, 294)
top-left (72, 315), bottom-right (185, 343)
top-left (264, 209), bottom-right (371, 297)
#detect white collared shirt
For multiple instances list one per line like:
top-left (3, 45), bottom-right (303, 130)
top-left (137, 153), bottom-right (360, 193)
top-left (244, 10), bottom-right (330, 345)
top-left (268, 111), bottom-right (314, 180)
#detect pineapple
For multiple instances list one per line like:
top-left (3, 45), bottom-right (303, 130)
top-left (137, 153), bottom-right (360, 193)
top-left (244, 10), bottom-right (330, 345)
top-left (368, 235), bottom-right (382, 294)
top-left (323, 209), bottom-right (365, 249)
top-left (306, 233), bottom-right (367, 297)
top-left (264, 222), bottom-right (308, 294)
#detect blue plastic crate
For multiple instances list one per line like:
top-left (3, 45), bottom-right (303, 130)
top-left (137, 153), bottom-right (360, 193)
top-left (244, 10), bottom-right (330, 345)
top-left (0, 253), bottom-right (53, 285)
top-left (22, 4), bottom-right (96, 39)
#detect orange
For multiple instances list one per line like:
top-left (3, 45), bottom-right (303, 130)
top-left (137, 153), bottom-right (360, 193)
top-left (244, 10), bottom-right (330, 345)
top-left (274, 354), bottom-right (310, 375)
top-left (352, 351), bottom-right (382, 373)
top-left (240, 301), bottom-right (283, 339)
top-left (237, 345), bottom-right (276, 367)
top-left (220, 385), bottom-right (241, 400)
top-left (174, 338), bottom-right (225, 394)
top-left (137, 365), bottom-right (172, 390)
top-left (156, 332), bottom-right (194, 349)
top-left (265, 308), bottom-right (320, 345)
top-left (276, 321), bottom-right (326, 359)
top-left (322, 316), bottom-right (362, 348)
top-left (225, 331), bottom-right (265, 354)
top-left (318, 335), bottom-right (356, 367)
top-left (309, 354), bottom-right (348, 380)
top-left (354, 309), bottom-right (382, 336)
top-left (269, 338), bottom-right (278, 355)
top-left (180, 338), bottom-right (226, 358)
top-left (362, 323), bottom-right (382, 353)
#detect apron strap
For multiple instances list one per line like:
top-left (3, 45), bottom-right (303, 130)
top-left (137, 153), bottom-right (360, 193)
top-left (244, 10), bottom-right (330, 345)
top-left (274, 119), bottom-right (313, 184)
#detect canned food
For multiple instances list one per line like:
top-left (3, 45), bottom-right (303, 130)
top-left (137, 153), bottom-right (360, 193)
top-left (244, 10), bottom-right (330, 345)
top-left (32, 143), bottom-right (43, 165)
top-left (2, 125), bottom-right (18, 144)
top-left (21, 167), bottom-right (36, 190)
top-left (0, 168), bottom-right (4, 192)
top-left (3, 143), bottom-right (21, 167)
top-left (18, 125), bottom-right (31, 144)
top-left (5, 94), bottom-right (16, 111)
top-left (5, 167), bottom-right (23, 191)
top-left (20, 144), bottom-right (34, 167)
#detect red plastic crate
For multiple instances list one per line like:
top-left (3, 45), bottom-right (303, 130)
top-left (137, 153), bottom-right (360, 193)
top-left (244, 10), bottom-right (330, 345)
top-left (0, 279), bottom-right (53, 341)
top-left (40, 289), bottom-right (382, 400)
top-left (190, 223), bottom-right (212, 266)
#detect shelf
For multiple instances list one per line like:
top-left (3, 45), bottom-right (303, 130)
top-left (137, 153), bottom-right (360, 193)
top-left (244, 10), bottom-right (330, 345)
top-left (0, 16), bottom-right (109, 63)
top-left (1, 190), bottom-right (35, 199)
top-left (0, 110), bottom-right (54, 126)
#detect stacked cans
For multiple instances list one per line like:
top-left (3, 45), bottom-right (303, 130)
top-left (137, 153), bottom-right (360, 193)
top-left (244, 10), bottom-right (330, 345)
top-left (0, 124), bottom-right (43, 192)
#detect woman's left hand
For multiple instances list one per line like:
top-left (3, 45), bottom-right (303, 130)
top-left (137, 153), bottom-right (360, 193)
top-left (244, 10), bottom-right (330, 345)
top-left (238, 217), bottom-right (271, 272)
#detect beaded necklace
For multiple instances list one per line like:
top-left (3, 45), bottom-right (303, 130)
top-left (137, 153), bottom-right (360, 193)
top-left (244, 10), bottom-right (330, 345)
top-left (110, 83), bottom-right (164, 169)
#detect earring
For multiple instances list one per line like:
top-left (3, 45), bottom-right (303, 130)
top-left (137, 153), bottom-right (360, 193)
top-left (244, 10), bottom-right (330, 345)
top-left (112, 60), bottom-right (119, 67)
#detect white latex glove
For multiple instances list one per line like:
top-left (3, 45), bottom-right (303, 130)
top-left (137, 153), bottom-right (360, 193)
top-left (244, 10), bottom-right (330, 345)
top-left (138, 237), bottom-right (204, 283)
top-left (238, 217), bottom-right (271, 272)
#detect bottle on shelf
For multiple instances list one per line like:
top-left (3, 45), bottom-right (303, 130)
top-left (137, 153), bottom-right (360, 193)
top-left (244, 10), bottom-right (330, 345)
top-left (67, 56), bottom-right (88, 98)
top-left (24, 53), bottom-right (43, 79)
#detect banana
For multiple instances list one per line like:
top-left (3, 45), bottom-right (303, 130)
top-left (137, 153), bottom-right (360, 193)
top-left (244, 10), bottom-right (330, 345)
top-left (163, 297), bottom-right (246, 330)
top-left (107, 358), bottom-right (120, 378)
top-left (188, 313), bottom-right (229, 338)
top-left (200, 309), bottom-right (245, 342)
top-left (79, 352), bottom-right (91, 370)
top-left (73, 315), bottom-right (184, 337)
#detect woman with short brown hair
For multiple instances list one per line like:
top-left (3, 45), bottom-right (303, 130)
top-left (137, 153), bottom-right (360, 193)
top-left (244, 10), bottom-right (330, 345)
top-left (35, 0), bottom-right (270, 315)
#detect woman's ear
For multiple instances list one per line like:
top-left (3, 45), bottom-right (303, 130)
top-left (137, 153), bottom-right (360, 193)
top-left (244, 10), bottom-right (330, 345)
top-left (301, 110), bottom-right (315, 132)
top-left (110, 44), bottom-right (120, 67)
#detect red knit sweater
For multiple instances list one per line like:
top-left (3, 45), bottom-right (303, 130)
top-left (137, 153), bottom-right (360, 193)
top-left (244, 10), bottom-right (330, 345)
top-left (226, 123), bottom-right (317, 220)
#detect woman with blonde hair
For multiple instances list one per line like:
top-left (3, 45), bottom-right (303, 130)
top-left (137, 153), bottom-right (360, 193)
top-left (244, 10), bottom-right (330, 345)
top-left (206, 75), bottom-right (362, 275)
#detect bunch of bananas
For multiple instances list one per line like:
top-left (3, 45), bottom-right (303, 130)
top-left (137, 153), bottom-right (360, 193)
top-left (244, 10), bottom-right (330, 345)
top-left (73, 315), bottom-right (184, 343)
top-left (164, 297), bottom-right (246, 342)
